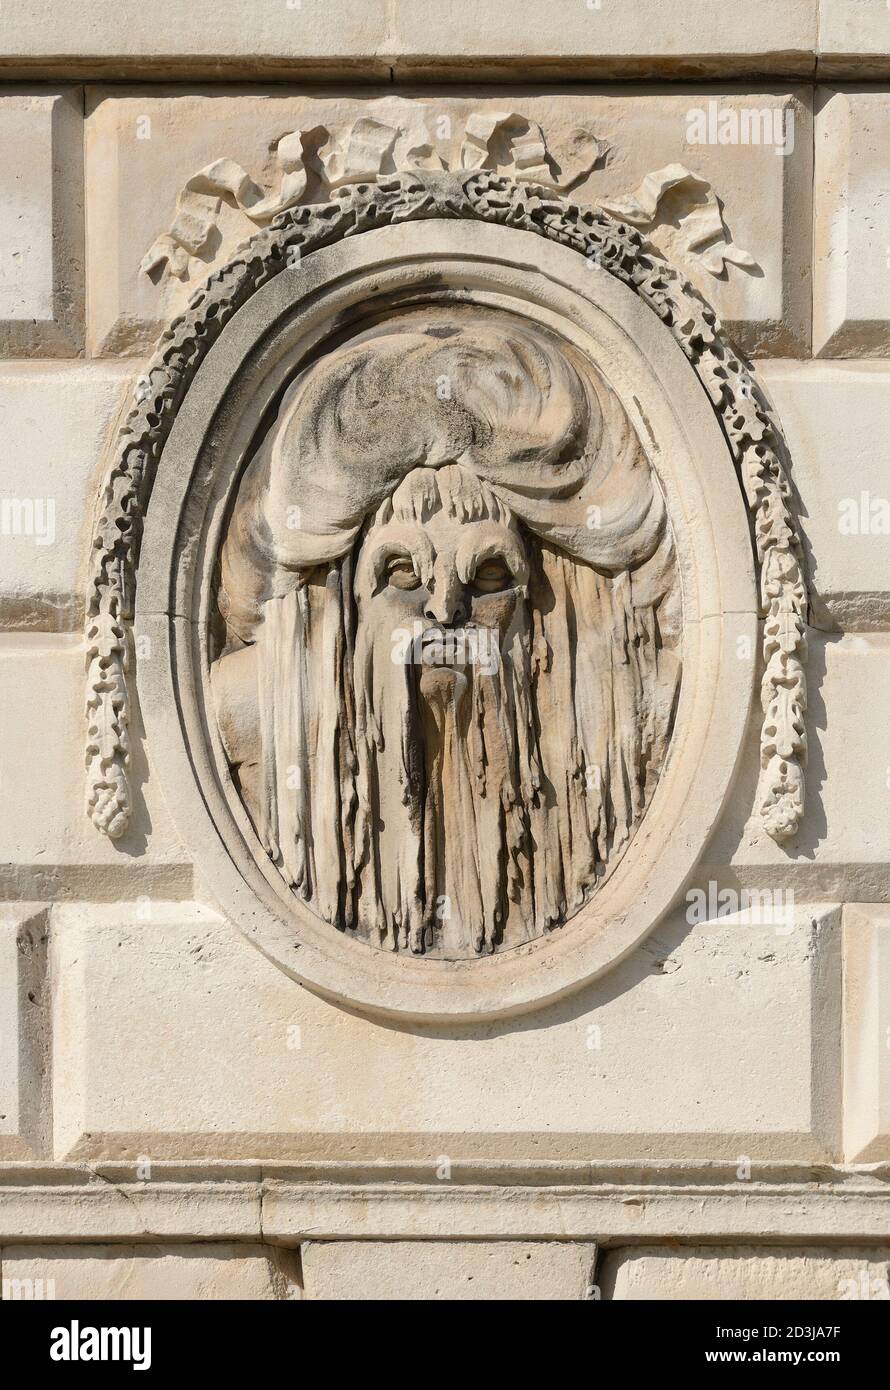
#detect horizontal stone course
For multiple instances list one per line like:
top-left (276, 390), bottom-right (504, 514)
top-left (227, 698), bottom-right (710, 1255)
top-left (4, 1164), bottom-right (890, 1244)
top-left (0, 2), bottom-right (820, 78)
top-left (0, 3), bottom-right (887, 82)
top-left (819, 2), bottom-right (890, 78)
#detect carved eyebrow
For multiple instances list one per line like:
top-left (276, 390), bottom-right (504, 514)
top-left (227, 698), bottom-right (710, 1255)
top-left (367, 531), bottom-right (434, 588)
top-left (456, 528), bottom-right (528, 587)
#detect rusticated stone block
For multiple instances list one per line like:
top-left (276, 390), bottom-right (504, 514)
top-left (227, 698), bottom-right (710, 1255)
top-left (0, 364), bottom-right (135, 632)
top-left (0, 907), bottom-right (49, 1160)
top-left (704, 634), bottom-right (890, 900)
top-left (757, 361), bottom-right (890, 626)
top-left (0, 646), bottom-right (190, 890)
top-left (815, 89), bottom-right (890, 356)
top-left (1, 1243), bottom-right (301, 1300)
top-left (601, 1245), bottom-right (890, 1300)
top-left (844, 905), bottom-right (890, 1162)
top-left (0, 89), bottom-right (83, 355)
top-left (48, 902), bottom-right (840, 1162)
top-left (300, 1239), bottom-right (596, 1300)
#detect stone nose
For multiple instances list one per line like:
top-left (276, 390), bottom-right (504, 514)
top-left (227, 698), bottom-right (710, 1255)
top-left (424, 571), bottom-right (466, 627)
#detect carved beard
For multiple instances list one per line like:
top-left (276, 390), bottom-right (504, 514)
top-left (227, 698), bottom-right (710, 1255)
top-left (350, 603), bottom-right (538, 956)
top-left (253, 539), bottom-right (680, 958)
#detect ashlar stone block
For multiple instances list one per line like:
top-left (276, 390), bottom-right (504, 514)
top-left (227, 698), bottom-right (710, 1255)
top-left (0, 907), bottom-right (49, 1160)
top-left (815, 89), bottom-right (890, 355)
top-left (49, 901), bottom-right (840, 1163)
top-left (0, 644), bottom-right (191, 894)
top-left (843, 905), bottom-right (890, 1162)
top-left (757, 361), bottom-right (890, 627)
top-left (819, 3), bottom-right (890, 79)
top-left (0, 89), bottom-right (83, 355)
top-left (0, 364), bottom-right (136, 631)
top-left (1, 1242), bottom-right (301, 1300)
top-left (602, 1245), bottom-right (890, 1300)
top-left (300, 1239), bottom-right (596, 1300)
top-left (703, 634), bottom-right (890, 903)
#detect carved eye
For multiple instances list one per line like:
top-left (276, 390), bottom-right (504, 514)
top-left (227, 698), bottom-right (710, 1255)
top-left (473, 557), bottom-right (513, 594)
top-left (385, 556), bottom-right (420, 591)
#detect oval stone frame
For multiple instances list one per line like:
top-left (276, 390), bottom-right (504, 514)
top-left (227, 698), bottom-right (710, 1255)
top-left (132, 217), bottom-right (752, 1020)
top-left (86, 174), bottom-right (807, 1021)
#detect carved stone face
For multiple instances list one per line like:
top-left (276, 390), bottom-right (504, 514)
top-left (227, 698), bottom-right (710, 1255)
top-left (354, 488), bottom-right (530, 697)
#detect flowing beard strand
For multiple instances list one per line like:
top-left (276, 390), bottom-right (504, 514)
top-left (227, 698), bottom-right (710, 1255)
top-left (352, 628), bottom-right (533, 956)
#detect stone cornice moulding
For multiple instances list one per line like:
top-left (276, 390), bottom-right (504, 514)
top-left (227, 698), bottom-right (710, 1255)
top-left (0, 4), bottom-right (823, 83)
top-left (84, 172), bottom-right (809, 1015)
top-left (2, 1161), bottom-right (890, 1244)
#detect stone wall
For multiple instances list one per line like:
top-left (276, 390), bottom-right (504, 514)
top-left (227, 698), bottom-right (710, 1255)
top-left (2, 3), bottom-right (890, 1302)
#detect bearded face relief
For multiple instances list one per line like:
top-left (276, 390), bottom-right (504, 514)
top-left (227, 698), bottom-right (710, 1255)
top-left (352, 468), bottom-right (534, 956)
top-left (210, 308), bottom-right (682, 959)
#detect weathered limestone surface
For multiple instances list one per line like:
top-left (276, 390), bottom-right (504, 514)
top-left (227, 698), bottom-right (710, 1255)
top-left (300, 1239), bottom-right (596, 1300)
top-left (394, 2), bottom-right (819, 76)
top-left (0, 1), bottom-right (391, 77)
top-left (0, 1175), bottom-right (263, 1244)
top-left (0, 89), bottom-right (83, 355)
top-left (1, 1243), bottom-right (302, 1299)
top-left (601, 1246), bottom-right (890, 1300)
